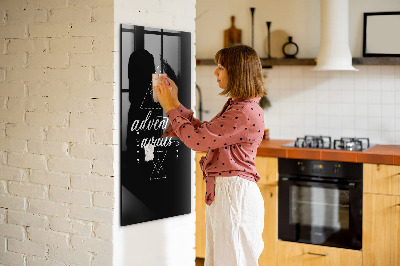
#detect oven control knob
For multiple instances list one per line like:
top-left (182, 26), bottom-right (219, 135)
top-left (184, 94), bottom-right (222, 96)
top-left (298, 161), bottom-right (305, 171)
top-left (334, 164), bottom-right (341, 174)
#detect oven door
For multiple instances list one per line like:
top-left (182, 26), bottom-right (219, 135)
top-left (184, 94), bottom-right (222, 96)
top-left (278, 176), bottom-right (362, 250)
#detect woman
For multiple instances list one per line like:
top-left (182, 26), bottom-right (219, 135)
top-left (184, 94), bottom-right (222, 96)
top-left (154, 44), bottom-right (266, 266)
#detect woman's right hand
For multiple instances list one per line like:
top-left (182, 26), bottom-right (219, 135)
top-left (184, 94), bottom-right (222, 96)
top-left (161, 76), bottom-right (180, 108)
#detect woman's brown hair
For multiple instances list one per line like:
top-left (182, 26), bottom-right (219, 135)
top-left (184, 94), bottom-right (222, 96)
top-left (214, 44), bottom-right (266, 99)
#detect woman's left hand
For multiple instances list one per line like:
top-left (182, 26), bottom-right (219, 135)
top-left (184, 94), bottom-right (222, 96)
top-left (153, 76), bottom-right (175, 113)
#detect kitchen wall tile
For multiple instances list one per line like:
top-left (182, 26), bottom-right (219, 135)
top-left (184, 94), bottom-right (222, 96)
top-left (355, 128), bottom-right (368, 138)
top-left (268, 77), bottom-right (278, 91)
top-left (395, 87), bottom-right (400, 104)
top-left (328, 88), bottom-right (341, 103)
top-left (382, 90), bottom-right (395, 104)
top-left (279, 126), bottom-right (294, 138)
top-left (355, 104), bottom-right (368, 117)
top-left (329, 116), bottom-right (342, 129)
top-left (367, 104), bottom-right (382, 118)
top-left (304, 88), bottom-right (316, 103)
top-left (291, 77), bottom-right (304, 90)
top-left (304, 102), bottom-right (316, 115)
top-left (291, 67), bottom-right (303, 78)
top-left (280, 114), bottom-right (292, 127)
top-left (354, 78), bottom-right (367, 91)
top-left (341, 103), bottom-right (355, 116)
top-left (395, 119), bottom-right (400, 131)
top-left (279, 77), bottom-right (291, 90)
top-left (315, 70), bottom-right (328, 79)
top-left (316, 89), bottom-right (329, 103)
top-left (291, 115), bottom-right (305, 128)
top-left (328, 71), bottom-right (342, 81)
top-left (367, 65), bottom-right (381, 77)
top-left (303, 67), bottom-right (316, 78)
top-left (341, 128), bottom-right (355, 137)
top-left (197, 65), bottom-right (399, 144)
top-left (396, 105), bottom-right (400, 119)
top-left (354, 90), bottom-right (367, 104)
top-left (381, 65), bottom-right (395, 78)
top-left (292, 92), bottom-right (305, 103)
top-left (341, 89), bottom-right (354, 104)
top-left (278, 67), bottom-right (292, 78)
top-left (382, 105), bottom-right (395, 118)
top-left (315, 77), bottom-right (329, 90)
top-left (396, 131), bottom-right (400, 144)
top-left (319, 127), bottom-right (332, 136)
top-left (316, 116), bottom-right (330, 128)
top-left (304, 126), bottom-right (317, 135)
top-left (341, 117), bottom-right (355, 129)
top-left (382, 117), bottom-right (396, 131)
top-left (329, 103), bottom-right (341, 116)
top-left (367, 77), bottom-right (381, 91)
top-left (354, 117), bottom-right (368, 130)
top-left (327, 128), bottom-right (341, 139)
top-left (382, 78), bottom-right (395, 91)
top-left (316, 103), bottom-right (330, 116)
top-left (381, 131), bottom-right (396, 144)
top-left (367, 91), bottom-right (381, 105)
top-left (341, 71), bottom-right (355, 82)
top-left (368, 117), bottom-right (382, 131)
top-left (367, 129), bottom-right (382, 144)
top-left (394, 66), bottom-right (400, 78)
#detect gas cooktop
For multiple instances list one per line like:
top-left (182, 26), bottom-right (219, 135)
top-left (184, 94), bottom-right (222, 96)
top-left (282, 135), bottom-right (375, 151)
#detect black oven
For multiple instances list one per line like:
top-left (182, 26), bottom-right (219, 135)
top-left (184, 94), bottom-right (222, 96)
top-left (278, 158), bottom-right (362, 250)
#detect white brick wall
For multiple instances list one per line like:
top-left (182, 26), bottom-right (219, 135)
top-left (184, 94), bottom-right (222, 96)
top-left (0, 0), bottom-right (114, 265)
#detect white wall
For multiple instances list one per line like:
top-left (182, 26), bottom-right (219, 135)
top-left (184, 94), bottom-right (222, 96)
top-left (113, 1), bottom-right (197, 266)
top-left (196, 0), bottom-right (400, 145)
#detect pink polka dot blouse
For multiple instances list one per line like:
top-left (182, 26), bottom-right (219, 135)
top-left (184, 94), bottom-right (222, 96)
top-left (161, 97), bottom-right (265, 205)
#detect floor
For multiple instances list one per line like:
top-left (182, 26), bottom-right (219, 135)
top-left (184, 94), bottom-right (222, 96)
top-left (195, 257), bottom-right (205, 266)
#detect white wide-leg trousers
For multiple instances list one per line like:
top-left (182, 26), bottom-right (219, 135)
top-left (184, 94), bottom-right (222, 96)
top-left (205, 176), bottom-right (265, 266)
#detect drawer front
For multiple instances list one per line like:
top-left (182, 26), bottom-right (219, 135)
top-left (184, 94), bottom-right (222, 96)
top-left (277, 241), bottom-right (362, 266)
top-left (364, 164), bottom-right (400, 196)
top-left (363, 193), bottom-right (400, 266)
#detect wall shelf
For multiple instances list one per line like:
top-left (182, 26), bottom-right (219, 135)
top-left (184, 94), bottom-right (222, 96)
top-left (196, 57), bottom-right (400, 67)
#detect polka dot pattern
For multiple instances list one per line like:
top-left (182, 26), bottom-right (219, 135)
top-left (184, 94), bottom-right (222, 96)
top-left (161, 97), bottom-right (265, 205)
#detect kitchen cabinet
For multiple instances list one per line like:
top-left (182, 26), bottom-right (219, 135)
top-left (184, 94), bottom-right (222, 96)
top-left (259, 184), bottom-right (278, 266)
top-left (195, 151), bottom-right (207, 258)
top-left (195, 154), bottom-right (279, 266)
top-left (276, 241), bottom-right (362, 266)
top-left (255, 156), bottom-right (278, 186)
top-left (363, 193), bottom-right (400, 266)
top-left (363, 163), bottom-right (400, 266)
top-left (363, 163), bottom-right (400, 196)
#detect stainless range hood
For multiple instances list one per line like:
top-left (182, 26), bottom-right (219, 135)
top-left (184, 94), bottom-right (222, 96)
top-left (314, 0), bottom-right (358, 71)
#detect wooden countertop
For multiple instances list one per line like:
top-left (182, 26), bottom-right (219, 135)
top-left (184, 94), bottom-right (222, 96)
top-left (256, 139), bottom-right (400, 165)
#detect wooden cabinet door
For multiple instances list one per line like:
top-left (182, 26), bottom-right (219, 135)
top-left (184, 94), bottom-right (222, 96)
top-left (363, 193), bottom-right (400, 266)
top-left (259, 185), bottom-right (278, 266)
top-left (195, 152), bottom-right (207, 258)
top-left (277, 241), bottom-right (362, 266)
top-left (255, 156), bottom-right (278, 186)
top-left (364, 164), bottom-right (400, 196)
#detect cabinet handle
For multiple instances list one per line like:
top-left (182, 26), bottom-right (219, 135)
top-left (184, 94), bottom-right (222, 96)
top-left (307, 252), bottom-right (328, 256)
